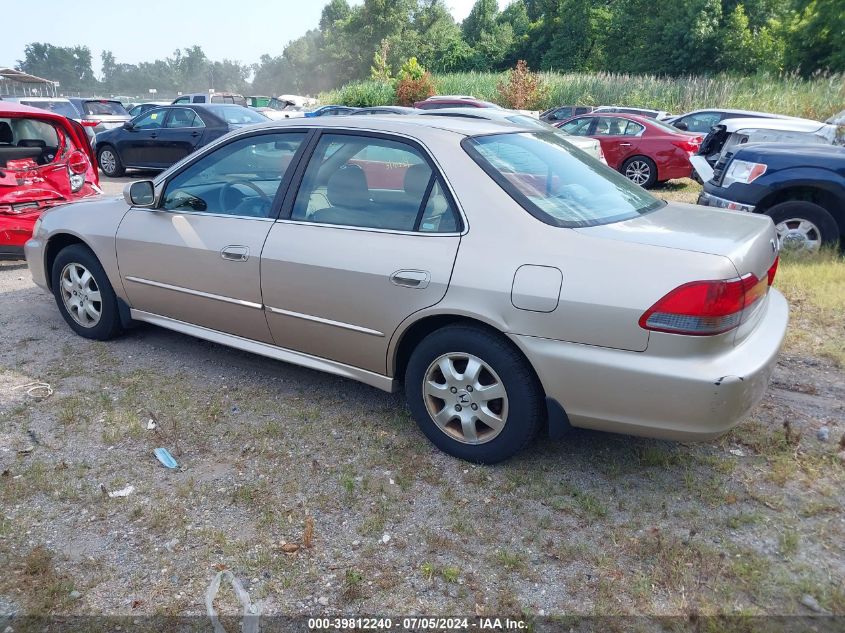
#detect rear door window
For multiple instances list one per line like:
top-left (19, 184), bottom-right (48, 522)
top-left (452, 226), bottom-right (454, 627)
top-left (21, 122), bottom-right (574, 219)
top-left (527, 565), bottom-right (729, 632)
top-left (164, 108), bottom-right (204, 128)
top-left (290, 134), bottom-right (460, 233)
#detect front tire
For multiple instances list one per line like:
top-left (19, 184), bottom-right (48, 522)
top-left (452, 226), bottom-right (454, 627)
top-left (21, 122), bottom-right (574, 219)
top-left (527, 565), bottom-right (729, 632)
top-left (404, 324), bottom-right (544, 463)
top-left (51, 244), bottom-right (123, 340)
top-left (766, 201), bottom-right (839, 253)
top-left (97, 145), bottom-right (125, 177)
top-left (621, 156), bottom-right (658, 188)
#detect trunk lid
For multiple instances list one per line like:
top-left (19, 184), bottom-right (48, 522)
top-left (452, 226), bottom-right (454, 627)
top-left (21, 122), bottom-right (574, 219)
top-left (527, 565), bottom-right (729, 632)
top-left (576, 202), bottom-right (779, 282)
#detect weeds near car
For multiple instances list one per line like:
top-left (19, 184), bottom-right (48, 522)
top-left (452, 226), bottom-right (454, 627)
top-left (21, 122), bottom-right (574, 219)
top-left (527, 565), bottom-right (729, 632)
top-left (776, 249), bottom-right (845, 366)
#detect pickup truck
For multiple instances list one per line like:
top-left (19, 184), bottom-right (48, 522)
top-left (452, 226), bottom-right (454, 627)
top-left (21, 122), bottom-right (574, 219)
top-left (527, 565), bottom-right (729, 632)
top-left (697, 143), bottom-right (845, 251)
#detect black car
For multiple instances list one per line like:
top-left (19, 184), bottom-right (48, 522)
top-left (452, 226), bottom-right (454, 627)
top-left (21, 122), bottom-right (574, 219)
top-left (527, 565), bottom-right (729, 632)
top-left (539, 105), bottom-right (595, 123)
top-left (697, 143), bottom-right (845, 251)
top-left (95, 104), bottom-right (267, 176)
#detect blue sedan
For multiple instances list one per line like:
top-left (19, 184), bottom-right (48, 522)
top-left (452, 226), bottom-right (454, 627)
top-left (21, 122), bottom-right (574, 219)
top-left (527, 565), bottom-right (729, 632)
top-left (304, 105), bottom-right (358, 118)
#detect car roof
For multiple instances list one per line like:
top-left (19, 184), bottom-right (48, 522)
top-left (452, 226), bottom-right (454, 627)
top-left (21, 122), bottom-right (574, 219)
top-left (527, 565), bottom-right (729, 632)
top-left (2, 96), bottom-right (71, 103)
top-left (680, 108), bottom-right (788, 118)
top-left (0, 100), bottom-right (74, 123)
top-left (719, 116), bottom-right (827, 132)
top-left (228, 114), bottom-right (532, 138)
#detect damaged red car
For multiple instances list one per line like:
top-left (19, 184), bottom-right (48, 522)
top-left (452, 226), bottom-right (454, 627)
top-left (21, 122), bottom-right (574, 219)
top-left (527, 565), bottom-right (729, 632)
top-left (1, 102), bottom-right (99, 257)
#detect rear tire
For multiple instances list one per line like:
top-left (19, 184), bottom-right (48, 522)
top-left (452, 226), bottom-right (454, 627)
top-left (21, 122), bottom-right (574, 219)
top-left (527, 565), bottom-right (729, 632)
top-left (97, 145), bottom-right (125, 177)
top-left (766, 201), bottom-right (839, 253)
top-left (51, 244), bottom-right (123, 341)
top-left (404, 324), bottom-right (544, 463)
top-left (621, 156), bottom-right (658, 188)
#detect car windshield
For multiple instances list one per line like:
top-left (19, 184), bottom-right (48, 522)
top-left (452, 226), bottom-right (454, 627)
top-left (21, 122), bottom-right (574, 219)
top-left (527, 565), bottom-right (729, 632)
top-left (20, 100), bottom-right (78, 118)
top-left (83, 100), bottom-right (129, 116)
top-left (204, 105), bottom-right (267, 124)
top-left (463, 131), bottom-right (663, 227)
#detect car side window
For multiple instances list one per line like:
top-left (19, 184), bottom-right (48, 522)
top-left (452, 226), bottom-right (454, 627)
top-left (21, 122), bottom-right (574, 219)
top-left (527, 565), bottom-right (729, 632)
top-left (291, 134), bottom-right (460, 233)
top-left (161, 132), bottom-right (306, 218)
top-left (192, 96), bottom-right (205, 103)
top-left (173, 97), bottom-right (190, 104)
top-left (683, 112), bottom-right (722, 133)
top-left (164, 108), bottom-right (205, 129)
top-left (560, 117), bottom-right (593, 135)
top-left (593, 117), bottom-right (618, 135)
top-left (133, 110), bottom-right (167, 130)
top-left (621, 120), bottom-right (644, 136)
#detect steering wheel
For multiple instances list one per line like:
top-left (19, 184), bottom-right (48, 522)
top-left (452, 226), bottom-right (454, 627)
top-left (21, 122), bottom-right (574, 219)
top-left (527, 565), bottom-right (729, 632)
top-left (219, 180), bottom-right (271, 212)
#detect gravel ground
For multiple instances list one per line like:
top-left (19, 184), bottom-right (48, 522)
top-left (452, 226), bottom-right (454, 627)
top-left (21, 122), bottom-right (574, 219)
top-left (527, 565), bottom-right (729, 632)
top-left (1, 179), bottom-right (843, 624)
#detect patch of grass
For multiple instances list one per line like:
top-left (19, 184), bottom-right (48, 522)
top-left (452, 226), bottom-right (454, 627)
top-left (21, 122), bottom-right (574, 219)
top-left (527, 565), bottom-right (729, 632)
top-left (494, 550), bottom-right (527, 572)
top-left (441, 566), bottom-right (460, 583)
top-left (779, 528), bottom-right (800, 557)
top-left (342, 569), bottom-right (364, 601)
top-left (776, 249), bottom-right (845, 366)
top-left (16, 546), bottom-right (76, 614)
top-left (57, 395), bottom-right (91, 426)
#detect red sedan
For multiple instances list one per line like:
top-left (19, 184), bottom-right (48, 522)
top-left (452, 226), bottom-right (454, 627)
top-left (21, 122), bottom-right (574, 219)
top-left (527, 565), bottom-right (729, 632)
top-left (1, 102), bottom-right (99, 257)
top-left (556, 113), bottom-right (703, 188)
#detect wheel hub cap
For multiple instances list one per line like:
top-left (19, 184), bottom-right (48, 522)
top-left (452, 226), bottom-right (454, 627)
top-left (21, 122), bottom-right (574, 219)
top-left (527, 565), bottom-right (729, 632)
top-left (775, 218), bottom-right (821, 252)
top-left (625, 161), bottom-right (650, 185)
top-left (422, 352), bottom-right (509, 445)
top-left (60, 263), bottom-right (102, 328)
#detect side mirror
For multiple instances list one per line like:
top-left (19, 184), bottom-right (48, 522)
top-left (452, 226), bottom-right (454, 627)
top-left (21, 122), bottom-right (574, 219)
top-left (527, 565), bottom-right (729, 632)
top-left (124, 181), bottom-right (157, 208)
top-left (123, 121), bottom-right (134, 130)
top-left (674, 121), bottom-right (688, 131)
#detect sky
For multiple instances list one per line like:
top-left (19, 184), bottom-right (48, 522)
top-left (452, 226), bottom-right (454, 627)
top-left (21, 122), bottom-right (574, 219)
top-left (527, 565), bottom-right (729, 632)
top-left (1, 0), bottom-right (506, 77)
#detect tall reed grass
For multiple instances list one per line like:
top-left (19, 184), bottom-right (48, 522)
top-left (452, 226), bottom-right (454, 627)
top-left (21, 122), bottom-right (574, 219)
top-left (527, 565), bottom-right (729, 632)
top-left (320, 72), bottom-right (844, 119)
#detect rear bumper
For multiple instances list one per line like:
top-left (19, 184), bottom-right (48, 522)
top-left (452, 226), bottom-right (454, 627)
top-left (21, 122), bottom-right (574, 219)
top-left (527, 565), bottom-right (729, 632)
top-left (511, 289), bottom-right (789, 441)
top-left (0, 211), bottom-right (40, 254)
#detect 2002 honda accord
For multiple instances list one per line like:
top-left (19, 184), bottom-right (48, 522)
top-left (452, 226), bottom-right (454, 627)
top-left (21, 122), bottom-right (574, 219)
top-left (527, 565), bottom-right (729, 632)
top-left (25, 116), bottom-right (788, 463)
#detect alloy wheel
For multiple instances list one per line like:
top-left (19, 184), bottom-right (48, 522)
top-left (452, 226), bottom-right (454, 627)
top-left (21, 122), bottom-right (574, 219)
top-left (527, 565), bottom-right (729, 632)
top-left (422, 352), bottom-right (509, 445)
top-left (625, 160), bottom-right (651, 185)
top-left (60, 263), bottom-right (102, 328)
top-left (99, 150), bottom-right (117, 175)
top-left (775, 218), bottom-right (822, 252)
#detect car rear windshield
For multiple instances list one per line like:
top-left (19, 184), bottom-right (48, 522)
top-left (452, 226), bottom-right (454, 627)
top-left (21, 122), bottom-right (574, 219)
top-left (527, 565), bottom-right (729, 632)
top-left (83, 100), bottom-right (129, 116)
top-left (203, 105), bottom-right (267, 124)
top-left (463, 131), bottom-right (663, 228)
top-left (20, 100), bottom-right (78, 118)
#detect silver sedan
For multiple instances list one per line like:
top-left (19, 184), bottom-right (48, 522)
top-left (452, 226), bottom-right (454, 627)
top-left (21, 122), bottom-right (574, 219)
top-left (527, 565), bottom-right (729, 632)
top-left (24, 116), bottom-right (788, 463)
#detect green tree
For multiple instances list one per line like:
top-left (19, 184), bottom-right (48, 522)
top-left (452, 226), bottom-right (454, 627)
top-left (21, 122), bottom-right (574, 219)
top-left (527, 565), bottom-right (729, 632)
top-left (17, 43), bottom-right (97, 93)
top-left (785, 0), bottom-right (845, 73)
top-left (462, 0), bottom-right (500, 46)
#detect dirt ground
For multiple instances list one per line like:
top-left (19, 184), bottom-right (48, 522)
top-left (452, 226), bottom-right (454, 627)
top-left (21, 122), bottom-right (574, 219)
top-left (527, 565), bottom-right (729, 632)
top-left (1, 179), bottom-right (843, 625)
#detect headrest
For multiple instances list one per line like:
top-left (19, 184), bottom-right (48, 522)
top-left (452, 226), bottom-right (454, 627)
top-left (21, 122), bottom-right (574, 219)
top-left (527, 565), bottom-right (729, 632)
top-left (327, 164), bottom-right (370, 209)
top-left (403, 163), bottom-right (432, 200)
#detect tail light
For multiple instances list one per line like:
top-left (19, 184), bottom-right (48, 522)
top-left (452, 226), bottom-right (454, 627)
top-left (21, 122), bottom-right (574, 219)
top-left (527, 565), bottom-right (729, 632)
top-left (672, 137), bottom-right (702, 153)
top-left (67, 149), bottom-right (89, 192)
top-left (640, 258), bottom-right (778, 336)
top-left (80, 120), bottom-right (101, 127)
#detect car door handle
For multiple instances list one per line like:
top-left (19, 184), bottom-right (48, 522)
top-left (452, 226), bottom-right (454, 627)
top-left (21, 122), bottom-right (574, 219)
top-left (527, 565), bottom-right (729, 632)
top-left (191, 132), bottom-right (200, 137)
top-left (150, 133), bottom-right (158, 138)
top-left (390, 269), bottom-right (430, 289)
top-left (619, 142), bottom-right (632, 146)
top-left (221, 246), bottom-right (249, 262)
